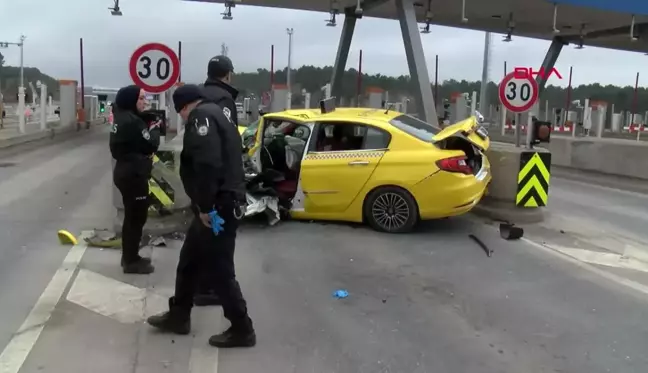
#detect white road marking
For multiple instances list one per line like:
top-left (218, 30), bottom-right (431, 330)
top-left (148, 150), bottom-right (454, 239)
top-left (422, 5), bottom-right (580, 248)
top-left (188, 319), bottom-right (220, 373)
top-left (0, 233), bottom-right (90, 373)
top-left (547, 245), bottom-right (648, 273)
top-left (66, 269), bottom-right (167, 324)
top-left (521, 238), bottom-right (648, 299)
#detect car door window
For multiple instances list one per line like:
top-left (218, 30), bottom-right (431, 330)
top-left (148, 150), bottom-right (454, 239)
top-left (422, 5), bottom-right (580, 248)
top-left (312, 122), bottom-right (391, 152)
top-left (361, 126), bottom-right (391, 149)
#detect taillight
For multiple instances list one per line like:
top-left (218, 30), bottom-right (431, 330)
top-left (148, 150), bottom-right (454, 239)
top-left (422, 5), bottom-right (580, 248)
top-left (436, 156), bottom-right (472, 175)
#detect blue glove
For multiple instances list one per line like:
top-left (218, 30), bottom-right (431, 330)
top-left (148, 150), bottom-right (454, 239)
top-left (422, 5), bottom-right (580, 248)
top-left (208, 210), bottom-right (225, 236)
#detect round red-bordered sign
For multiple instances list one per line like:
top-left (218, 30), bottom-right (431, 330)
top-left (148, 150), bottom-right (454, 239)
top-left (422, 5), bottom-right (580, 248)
top-left (498, 72), bottom-right (538, 113)
top-left (129, 43), bottom-right (180, 94)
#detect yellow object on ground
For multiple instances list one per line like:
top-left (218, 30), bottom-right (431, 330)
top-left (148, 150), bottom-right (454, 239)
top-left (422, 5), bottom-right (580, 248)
top-left (57, 230), bottom-right (78, 245)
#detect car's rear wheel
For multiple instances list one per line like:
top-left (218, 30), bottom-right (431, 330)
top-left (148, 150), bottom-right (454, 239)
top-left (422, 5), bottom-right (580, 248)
top-left (364, 186), bottom-right (418, 233)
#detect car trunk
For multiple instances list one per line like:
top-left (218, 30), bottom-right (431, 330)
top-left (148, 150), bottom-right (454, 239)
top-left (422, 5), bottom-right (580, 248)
top-left (432, 116), bottom-right (489, 176)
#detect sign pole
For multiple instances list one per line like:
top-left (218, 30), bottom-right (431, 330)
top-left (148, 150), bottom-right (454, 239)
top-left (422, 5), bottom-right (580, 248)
top-left (526, 112), bottom-right (534, 149)
top-left (515, 113), bottom-right (521, 147)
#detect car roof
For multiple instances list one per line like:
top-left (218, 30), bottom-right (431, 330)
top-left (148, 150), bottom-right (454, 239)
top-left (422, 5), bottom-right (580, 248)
top-left (264, 107), bottom-right (404, 129)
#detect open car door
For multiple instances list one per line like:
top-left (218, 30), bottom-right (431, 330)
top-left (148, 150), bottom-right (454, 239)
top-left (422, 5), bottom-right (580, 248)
top-left (246, 117), bottom-right (265, 174)
top-left (432, 116), bottom-right (490, 151)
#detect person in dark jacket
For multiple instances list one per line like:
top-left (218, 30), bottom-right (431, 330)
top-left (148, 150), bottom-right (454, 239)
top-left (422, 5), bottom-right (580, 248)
top-left (194, 54), bottom-right (240, 306)
top-left (202, 55), bottom-right (239, 125)
top-left (109, 85), bottom-right (160, 274)
top-left (147, 84), bottom-right (255, 348)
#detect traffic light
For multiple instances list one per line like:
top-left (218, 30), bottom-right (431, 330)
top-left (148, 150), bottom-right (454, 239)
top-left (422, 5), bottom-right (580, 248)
top-left (532, 120), bottom-right (551, 144)
top-left (100, 102), bottom-right (105, 113)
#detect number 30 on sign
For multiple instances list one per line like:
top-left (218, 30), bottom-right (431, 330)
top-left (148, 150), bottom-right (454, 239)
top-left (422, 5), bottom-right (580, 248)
top-left (129, 43), bottom-right (180, 94)
top-left (498, 72), bottom-right (539, 113)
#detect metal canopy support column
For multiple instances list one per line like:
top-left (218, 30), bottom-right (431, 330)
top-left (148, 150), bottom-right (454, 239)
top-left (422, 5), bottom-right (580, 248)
top-left (330, 12), bottom-right (357, 101)
top-left (395, 0), bottom-right (437, 125)
top-left (536, 36), bottom-right (566, 95)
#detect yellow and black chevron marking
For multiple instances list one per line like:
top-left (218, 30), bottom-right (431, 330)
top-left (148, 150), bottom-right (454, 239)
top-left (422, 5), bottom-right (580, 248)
top-left (305, 151), bottom-right (385, 161)
top-left (516, 151), bottom-right (552, 208)
top-left (148, 152), bottom-right (176, 215)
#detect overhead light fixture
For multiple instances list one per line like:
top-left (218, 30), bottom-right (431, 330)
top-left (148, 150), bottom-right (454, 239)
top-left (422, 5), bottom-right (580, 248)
top-left (222, 1), bottom-right (234, 20)
top-left (420, 1), bottom-right (432, 34)
top-left (552, 4), bottom-right (560, 34)
top-left (630, 15), bottom-right (639, 41)
top-left (575, 24), bottom-right (585, 49)
top-left (461, 0), bottom-right (468, 23)
top-left (109, 0), bottom-right (122, 16)
top-left (326, 0), bottom-right (339, 26)
top-left (503, 13), bottom-right (514, 42)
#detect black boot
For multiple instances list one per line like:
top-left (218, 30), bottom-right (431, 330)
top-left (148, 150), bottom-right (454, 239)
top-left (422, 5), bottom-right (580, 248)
top-left (122, 258), bottom-right (154, 274)
top-left (208, 321), bottom-right (256, 348)
top-left (121, 256), bottom-right (151, 267)
top-left (194, 292), bottom-right (222, 307)
top-left (147, 299), bottom-right (191, 335)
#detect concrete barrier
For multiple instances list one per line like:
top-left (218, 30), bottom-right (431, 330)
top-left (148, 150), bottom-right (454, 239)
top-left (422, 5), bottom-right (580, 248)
top-left (473, 143), bottom-right (551, 224)
top-left (0, 119), bottom-right (102, 151)
top-left (549, 136), bottom-right (648, 180)
top-left (488, 132), bottom-right (648, 181)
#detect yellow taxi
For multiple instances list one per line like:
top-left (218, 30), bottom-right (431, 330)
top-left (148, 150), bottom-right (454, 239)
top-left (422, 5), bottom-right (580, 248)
top-left (245, 99), bottom-right (491, 233)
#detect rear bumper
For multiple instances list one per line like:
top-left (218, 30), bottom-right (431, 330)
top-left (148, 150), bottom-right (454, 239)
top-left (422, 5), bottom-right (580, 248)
top-left (410, 163), bottom-right (491, 220)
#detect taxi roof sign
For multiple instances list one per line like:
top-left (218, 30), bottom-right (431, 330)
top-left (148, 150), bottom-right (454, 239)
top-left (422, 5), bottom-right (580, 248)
top-left (320, 97), bottom-right (336, 114)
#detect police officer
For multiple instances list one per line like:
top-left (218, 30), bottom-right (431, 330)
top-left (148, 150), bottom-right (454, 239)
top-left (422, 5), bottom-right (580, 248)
top-left (194, 54), bottom-right (240, 306)
top-left (147, 84), bottom-right (255, 348)
top-left (109, 85), bottom-right (160, 274)
top-left (203, 55), bottom-right (239, 125)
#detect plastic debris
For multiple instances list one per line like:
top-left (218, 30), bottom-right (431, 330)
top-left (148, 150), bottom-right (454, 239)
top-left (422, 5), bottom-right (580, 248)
top-left (245, 193), bottom-right (280, 225)
top-left (469, 234), bottom-right (493, 257)
top-left (149, 236), bottom-right (166, 247)
top-left (57, 230), bottom-right (78, 245)
top-left (84, 229), bottom-right (122, 248)
top-left (164, 231), bottom-right (186, 241)
top-left (332, 289), bottom-right (349, 298)
top-left (499, 223), bottom-right (524, 240)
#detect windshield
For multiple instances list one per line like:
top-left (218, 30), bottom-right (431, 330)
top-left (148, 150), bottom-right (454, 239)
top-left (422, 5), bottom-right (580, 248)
top-left (389, 114), bottom-right (441, 142)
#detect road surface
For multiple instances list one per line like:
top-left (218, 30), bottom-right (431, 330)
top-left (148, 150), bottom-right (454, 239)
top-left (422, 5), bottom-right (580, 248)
top-left (1, 129), bottom-right (647, 373)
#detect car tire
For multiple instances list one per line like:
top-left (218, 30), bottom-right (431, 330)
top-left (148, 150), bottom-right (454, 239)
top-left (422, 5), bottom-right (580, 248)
top-left (364, 186), bottom-right (419, 233)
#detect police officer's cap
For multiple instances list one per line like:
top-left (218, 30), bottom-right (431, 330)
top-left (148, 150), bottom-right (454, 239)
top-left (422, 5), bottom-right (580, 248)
top-left (172, 84), bottom-right (205, 113)
top-left (208, 55), bottom-right (234, 79)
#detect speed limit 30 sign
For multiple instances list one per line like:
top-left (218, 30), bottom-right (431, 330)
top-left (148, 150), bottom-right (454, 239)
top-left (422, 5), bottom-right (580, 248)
top-left (498, 72), bottom-right (539, 113)
top-left (129, 43), bottom-right (180, 94)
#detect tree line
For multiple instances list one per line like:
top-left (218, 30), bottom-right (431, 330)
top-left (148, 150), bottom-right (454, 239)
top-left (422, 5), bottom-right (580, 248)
top-left (234, 65), bottom-right (648, 113)
top-left (1, 53), bottom-right (646, 114)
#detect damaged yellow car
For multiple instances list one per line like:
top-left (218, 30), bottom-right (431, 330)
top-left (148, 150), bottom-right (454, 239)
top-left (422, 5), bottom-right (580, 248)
top-left (244, 99), bottom-right (491, 233)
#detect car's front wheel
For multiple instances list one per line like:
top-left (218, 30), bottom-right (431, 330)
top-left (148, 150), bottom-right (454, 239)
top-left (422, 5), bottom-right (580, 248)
top-left (364, 186), bottom-right (418, 233)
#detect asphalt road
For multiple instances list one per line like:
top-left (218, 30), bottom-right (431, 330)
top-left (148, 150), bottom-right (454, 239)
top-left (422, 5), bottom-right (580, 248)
top-left (1, 130), bottom-right (648, 373)
top-left (547, 177), bottom-right (648, 245)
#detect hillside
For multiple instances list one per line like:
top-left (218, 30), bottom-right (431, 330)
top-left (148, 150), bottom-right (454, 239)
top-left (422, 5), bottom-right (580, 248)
top-left (0, 65), bottom-right (60, 102)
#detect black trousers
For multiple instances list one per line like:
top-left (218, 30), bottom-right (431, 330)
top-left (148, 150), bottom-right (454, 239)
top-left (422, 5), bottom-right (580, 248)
top-left (115, 172), bottom-right (149, 264)
top-left (172, 201), bottom-right (252, 330)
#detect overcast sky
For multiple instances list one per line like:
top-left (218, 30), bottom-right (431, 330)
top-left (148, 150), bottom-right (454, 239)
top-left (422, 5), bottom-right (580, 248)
top-left (1, 0), bottom-right (646, 89)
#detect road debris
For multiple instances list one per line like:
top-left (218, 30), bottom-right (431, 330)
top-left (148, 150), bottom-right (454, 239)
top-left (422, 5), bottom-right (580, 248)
top-left (468, 234), bottom-right (493, 257)
top-left (499, 223), bottom-right (524, 240)
top-left (333, 289), bottom-right (349, 299)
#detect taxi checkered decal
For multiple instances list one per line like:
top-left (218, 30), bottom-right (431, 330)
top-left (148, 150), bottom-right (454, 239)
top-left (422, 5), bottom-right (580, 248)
top-left (305, 151), bottom-right (385, 160)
